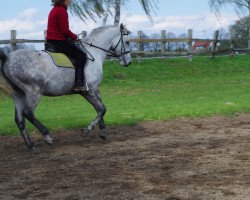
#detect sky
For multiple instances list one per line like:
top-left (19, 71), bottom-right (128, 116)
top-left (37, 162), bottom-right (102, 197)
top-left (0, 0), bottom-right (241, 50)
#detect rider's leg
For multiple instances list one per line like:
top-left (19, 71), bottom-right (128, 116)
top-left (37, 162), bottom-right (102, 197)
top-left (73, 49), bottom-right (89, 92)
top-left (46, 40), bottom-right (89, 92)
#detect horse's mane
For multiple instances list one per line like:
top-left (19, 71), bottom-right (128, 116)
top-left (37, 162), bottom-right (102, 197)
top-left (82, 24), bottom-right (130, 44)
top-left (91, 25), bottom-right (116, 34)
top-left (83, 25), bottom-right (117, 42)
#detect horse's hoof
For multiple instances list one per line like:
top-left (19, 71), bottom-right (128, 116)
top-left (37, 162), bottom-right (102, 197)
top-left (99, 131), bottom-right (108, 140)
top-left (44, 134), bottom-right (53, 145)
top-left (82, 128), bottom-right (91, 138)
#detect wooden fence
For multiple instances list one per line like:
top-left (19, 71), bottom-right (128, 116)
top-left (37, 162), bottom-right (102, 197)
top-left (1, 29), bottom-right (250, 62)
top-left (130, 29), bottom-right (221, 61)
top-left (0, 30), bottom-right (88, 52)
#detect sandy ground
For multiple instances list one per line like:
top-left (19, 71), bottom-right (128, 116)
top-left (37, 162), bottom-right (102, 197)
top-left (0, 114), bottom-right (249, 200)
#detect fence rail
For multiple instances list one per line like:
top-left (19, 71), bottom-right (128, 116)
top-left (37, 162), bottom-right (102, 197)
top-left (0, 39), bottom-right (45, 45)
top-left (129, 38), bottom-right (218, 43)
top-left (1, 29), bottom-right (249, 61)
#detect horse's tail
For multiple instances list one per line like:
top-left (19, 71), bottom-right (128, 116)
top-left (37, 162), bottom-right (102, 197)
top-left (0, 50), bottom-right (14, 96)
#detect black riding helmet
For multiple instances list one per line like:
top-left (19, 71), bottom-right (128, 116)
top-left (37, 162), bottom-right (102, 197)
top-left (51, 0), bottom-right (66, 6)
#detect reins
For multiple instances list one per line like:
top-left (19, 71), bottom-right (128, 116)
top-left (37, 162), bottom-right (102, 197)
top-left (76, 31), bottom-right (130, 62)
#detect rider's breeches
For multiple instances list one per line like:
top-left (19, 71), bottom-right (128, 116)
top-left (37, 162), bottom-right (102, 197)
top-left (47, 39), bottom-right (87, 86)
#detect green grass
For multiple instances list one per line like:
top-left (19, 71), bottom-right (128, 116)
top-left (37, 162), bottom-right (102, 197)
top-left (1, 55), bottom-right (250, 135)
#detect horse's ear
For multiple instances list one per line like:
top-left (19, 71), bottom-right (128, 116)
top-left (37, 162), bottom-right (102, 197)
top-left (120, 23), bottom-right (124, 31)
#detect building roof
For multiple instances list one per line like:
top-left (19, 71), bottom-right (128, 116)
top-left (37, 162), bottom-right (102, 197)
top-left (193, 41), bottom-right (210, 48)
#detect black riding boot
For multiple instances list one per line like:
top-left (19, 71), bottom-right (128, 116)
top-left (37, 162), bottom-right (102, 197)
top-left (74, 67), bottom-right (89, 92)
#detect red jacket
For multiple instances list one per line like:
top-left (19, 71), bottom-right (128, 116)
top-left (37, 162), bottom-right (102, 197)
top-left (46, 4), bottom-right (77, 40)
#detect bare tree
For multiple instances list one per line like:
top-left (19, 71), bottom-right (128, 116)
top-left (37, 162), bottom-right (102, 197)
top-left (69, 0), bottom-right (157, 26)
top-left (229, 15), bottom-right (250, 48)
top-left (102, 1), bottom-right (112, 26)
top-left (0, 44), bottom-right (35, 54)
top-left (218, 27), bottom-right (230, 40)
top-left (216, 27), bottom-right (230, 49)
top-left (177, 33), bottom-right (187, 50)
top-left (150, 33), bottom-right (161, 51)
top-left (113, 0), bottom-right (121, 26)
top-left (114, 0), bottom-right (158, 25)
top-left (166, 32), bottom-right (176, 51)
top-left (209, 0), bottom-right (250, 16)
top-left (69, 0), bottom-right (105, 22)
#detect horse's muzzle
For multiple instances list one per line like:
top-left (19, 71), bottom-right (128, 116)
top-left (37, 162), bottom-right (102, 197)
top-left (124, 61), bottom-right (131, 67)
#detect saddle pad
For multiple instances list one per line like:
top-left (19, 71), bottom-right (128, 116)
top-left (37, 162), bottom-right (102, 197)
top-left (47, 52), bottom-right (74, 68)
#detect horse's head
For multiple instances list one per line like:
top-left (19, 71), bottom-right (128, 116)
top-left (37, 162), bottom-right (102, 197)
top-left (110, 24), bottom-right (132, 67)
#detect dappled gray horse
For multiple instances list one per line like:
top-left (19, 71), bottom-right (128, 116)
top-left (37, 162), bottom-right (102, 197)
top-left (0, 24), bottom-right (131, 150)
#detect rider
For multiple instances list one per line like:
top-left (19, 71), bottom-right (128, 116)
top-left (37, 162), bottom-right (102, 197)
top-left (46, 0), bottom-right (89, 92)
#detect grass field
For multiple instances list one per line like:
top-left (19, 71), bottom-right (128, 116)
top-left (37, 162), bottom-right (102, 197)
top-left (1, 55), bottom-right (250, 135)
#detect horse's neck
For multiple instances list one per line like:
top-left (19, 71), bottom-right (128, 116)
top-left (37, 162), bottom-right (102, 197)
top-left (81, 27), bottom-right (120, 86)
top-left (83, 27), bottom-right (120, 62)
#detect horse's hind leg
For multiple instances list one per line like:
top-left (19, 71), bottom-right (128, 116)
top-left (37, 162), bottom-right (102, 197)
top-left (22, 92), bottom-right (53, 145)
top-left (13, 91), bottom-right (35, 150)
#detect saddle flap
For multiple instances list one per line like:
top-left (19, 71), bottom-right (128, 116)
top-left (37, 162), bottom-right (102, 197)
top-left (46, 51), bottom-right (74, 68)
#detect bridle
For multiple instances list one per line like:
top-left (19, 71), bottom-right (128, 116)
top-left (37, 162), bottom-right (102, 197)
top-left (77, 31), bottom-right (131, 65)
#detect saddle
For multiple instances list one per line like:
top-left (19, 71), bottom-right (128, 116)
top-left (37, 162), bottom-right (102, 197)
top-left (44, 42), bottom-right (74, 68)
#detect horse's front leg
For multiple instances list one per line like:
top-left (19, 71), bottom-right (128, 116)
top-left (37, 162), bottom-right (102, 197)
top-left (98, 118), bottom-right (107, 140)
top-left (95, 90), bottom-right (108, 139)
top-left (81, 90), bottom-right (107, 139)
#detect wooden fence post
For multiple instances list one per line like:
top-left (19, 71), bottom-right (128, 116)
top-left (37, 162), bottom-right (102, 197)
top-left (248, 29), bottom-right (250, 49)
top-left (211, 30), bottom-right (219, 59)
top-left (187, 29), bottom-right (193, 62)
top-left (43, 30), bottom-right (47, 49)
top-left (137, 30), bottom-right (143, 63)
top-left (11, 30), bottom-right (17, 52)
top-left (161, 30), bottom-right (166, 52)
top-left (230, 30), bottom-right (235, 57)
top-left (44, 30), bottom-right (47, 40)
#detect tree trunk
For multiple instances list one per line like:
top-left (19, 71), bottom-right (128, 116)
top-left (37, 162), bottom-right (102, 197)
top-left (102, 2), bottom-right (111, 26)
top-left (248, 0), bottom-right (250, 14)
top-left (102, 10), bottom-right (109, 26)
top-left (114, 0), bottom-right (121, 26)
